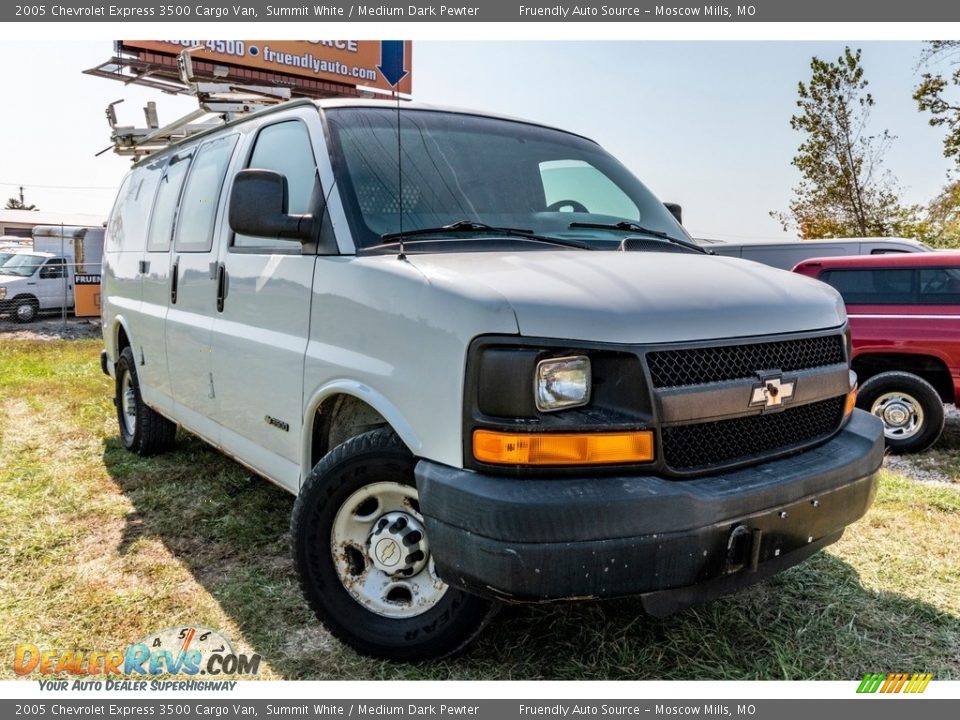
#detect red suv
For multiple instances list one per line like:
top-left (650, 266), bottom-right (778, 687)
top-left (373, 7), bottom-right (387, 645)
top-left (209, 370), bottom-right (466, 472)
top-left (794, 252), bottom-right (960, 453)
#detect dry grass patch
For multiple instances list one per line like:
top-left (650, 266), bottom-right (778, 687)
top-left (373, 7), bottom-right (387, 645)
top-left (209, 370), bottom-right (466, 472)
top-left (1, 339), bottom-right (958, 680)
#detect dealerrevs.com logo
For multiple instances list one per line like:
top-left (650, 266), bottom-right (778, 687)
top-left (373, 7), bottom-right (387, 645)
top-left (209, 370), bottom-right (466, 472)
top-left (14, 626), bottom-right (261, 683)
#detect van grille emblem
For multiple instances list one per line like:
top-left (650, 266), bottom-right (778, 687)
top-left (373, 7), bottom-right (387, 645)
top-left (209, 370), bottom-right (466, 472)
top-left (750, 376), bottom-right (795, 408)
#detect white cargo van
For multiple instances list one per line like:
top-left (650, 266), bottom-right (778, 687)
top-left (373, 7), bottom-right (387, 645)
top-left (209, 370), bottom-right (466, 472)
top-left (101, 99), bottom-right (884, 661)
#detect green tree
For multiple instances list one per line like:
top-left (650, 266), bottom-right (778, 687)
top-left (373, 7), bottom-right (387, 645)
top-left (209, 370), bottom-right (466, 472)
top-left (919, 179), bottom-right (960, 248)
top-left (4, 197), bottom-right (37, 211)
top-left (774, 47), bottom-right (907, 239)
top-left (915, 41), bottom-right (960, 168)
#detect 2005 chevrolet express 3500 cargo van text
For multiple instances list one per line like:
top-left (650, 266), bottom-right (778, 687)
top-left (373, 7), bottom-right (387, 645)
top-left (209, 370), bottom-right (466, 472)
top-left (101, 99), bottom-right (885, 660)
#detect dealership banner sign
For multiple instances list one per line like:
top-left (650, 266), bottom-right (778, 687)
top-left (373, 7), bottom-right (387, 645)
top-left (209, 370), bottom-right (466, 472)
top-left (119, 40), bottom-right (412, 94)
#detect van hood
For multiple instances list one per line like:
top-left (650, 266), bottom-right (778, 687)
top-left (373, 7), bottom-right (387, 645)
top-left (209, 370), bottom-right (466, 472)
top-left (406, 251), bottom-right (846, 344)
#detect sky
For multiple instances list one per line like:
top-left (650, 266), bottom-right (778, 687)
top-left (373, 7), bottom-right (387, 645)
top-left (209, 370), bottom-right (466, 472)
top-left (0, 40), bottom-right (953, 241)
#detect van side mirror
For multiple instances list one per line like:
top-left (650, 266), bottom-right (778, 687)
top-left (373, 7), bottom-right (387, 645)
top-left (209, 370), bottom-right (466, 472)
top-left (664, 203), bottom-right (682, 225)
top-left (228, 169), bottom-right (314, 241)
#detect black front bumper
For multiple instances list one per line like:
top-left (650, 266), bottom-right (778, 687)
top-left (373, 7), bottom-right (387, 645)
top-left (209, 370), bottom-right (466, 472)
top-left (416, 410), bottom-right (884, 614)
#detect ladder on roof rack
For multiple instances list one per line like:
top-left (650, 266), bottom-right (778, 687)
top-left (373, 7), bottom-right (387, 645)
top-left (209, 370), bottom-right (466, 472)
top-left (91, 49), bottom-right (293, 160)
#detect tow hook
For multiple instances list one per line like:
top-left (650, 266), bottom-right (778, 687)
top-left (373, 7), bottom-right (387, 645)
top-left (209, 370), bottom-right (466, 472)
top-left (725, 524), bottom-right (763, 574)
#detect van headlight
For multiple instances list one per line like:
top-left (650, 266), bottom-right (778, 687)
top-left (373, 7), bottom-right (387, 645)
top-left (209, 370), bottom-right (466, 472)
top-left (0, 287), bottom-right (6, 300)
top-left (535, 356), bottom-right (591, 412)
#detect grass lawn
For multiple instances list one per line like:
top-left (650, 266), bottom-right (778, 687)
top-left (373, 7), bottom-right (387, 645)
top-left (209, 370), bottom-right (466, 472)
top-left (1, 338), bottom-right (958, 680)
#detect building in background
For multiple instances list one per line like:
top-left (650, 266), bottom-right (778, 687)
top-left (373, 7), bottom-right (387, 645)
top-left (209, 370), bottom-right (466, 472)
top-left (0, 209), bottom-right (105, 238)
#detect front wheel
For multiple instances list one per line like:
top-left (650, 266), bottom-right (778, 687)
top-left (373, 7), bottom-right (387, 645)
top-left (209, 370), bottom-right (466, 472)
top-left (115, 346), bottom-right (177, 456)
top-left (291, 428), bottom-right (497, 661)
top-left (857, 370), bottom-right (945, 454)
top-left (12, 296), bottom-right (39, 323)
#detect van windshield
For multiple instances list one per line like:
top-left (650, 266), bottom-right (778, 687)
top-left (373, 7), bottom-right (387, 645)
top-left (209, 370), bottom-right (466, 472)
top-left (0, 253), bottom-right (46, 277)
top-left (325, 108), bottom-right (692, 252)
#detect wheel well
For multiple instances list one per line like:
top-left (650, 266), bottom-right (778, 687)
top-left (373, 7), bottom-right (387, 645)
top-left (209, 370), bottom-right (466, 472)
top-left (11, 294), bottom-right (38, 304)
top-left (116, 325), bottom-right (130, 354)
top-left (853, 353), bottom-right (954, 403)
top-left (311, 394), bottom-right (390, 467)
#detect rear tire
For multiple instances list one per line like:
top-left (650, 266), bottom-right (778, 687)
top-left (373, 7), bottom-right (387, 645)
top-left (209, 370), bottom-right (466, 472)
top-left (291, 428), bottom-right (497, 661)
top-left (857, 370), bottom-right (944, 454)
top-left (115, 346), bottom-right (177, 456)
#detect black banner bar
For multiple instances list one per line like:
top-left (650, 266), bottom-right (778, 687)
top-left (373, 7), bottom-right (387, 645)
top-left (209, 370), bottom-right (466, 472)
top-left (5, 1), bottom-right (960, 23)
top-left (1, 700), bottom-right (957, 720)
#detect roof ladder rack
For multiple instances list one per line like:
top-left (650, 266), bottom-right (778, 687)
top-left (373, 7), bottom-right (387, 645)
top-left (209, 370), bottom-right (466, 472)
top-left (93, 48), bottom-right (292, 160)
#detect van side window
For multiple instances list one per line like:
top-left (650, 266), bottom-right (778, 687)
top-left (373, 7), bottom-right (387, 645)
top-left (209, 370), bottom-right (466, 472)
top-left (147, 153), bottom-right (193, 253)
top-left (820, 268), bottom-right (916, 304)
top-left (175, 135), bottom-right (239, 253)
top-left (233, 120), bottom-right (318, 250)
top-left (107, 160), bottom-right (166, 253)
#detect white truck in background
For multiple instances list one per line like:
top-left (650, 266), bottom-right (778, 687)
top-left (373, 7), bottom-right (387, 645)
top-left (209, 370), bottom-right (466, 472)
top-left (32, 225), bottom-right (105, 274)
top-left (0, 226), bottom-right (104, 322)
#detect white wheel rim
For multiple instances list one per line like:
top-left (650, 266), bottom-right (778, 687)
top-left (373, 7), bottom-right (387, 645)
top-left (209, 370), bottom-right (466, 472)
top-left (331, 481), bottom-right (448, 618)
top-left (16, 304), bottom-right (33, 320)
top-left (120, 372), bottom-right (137, 437)
top-left (870, 391), bottom-right (924, 441)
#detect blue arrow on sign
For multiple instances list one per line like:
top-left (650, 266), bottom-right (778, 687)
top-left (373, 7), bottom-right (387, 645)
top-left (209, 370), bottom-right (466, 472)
top-left (378, 40), bottom-right (408, 88)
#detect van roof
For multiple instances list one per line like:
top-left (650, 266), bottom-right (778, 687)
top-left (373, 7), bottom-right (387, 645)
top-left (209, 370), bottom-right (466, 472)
top-left (134, 98), bottom-right (596, 167)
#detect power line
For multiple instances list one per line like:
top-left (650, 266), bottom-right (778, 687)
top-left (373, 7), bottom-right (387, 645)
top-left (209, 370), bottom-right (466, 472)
top-left (0, 181), bottom-right (117, 191)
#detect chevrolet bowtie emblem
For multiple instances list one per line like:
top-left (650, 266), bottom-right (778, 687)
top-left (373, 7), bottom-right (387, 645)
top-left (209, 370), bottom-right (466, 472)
top-left (750, 376), bottom-right (795, 408)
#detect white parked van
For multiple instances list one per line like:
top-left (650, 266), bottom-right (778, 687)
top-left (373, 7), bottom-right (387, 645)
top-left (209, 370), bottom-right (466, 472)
top-left (101, 99), bottom-right (884, 660)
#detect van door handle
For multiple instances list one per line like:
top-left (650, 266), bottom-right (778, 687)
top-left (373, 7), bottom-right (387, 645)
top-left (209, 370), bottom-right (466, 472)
top-left (171, 258), bottom-right (180, 304)
top-left (139, 260), bottom-right (150, 274)
top-left (216, 262), bottom-right (227, 313)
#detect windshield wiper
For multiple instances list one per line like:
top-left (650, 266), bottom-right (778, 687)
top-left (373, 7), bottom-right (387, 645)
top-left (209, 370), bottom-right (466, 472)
top-left (380, 220), bottom-right (593, 250)
top-left (568, 221), bottom-right (710, 254)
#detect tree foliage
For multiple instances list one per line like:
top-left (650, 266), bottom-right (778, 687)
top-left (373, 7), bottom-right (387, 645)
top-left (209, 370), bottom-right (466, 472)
top-left (774, 47), bottom-right (908, 239)
top-left (915, 40), bottom-right (960, 168)
top-left (5, 197), bottom-right (37, 211)
top-left (919, 179), bottom-right (960, 248)
top-left (912, 41), bottom-right (960, 248)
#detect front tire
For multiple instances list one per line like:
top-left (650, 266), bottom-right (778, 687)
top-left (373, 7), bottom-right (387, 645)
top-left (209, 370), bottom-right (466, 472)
top-left (857, 370), bottom-right (944, 454)
top-left (12, 296), bottom-right (39, 323)
top-left (291, 428), bottom-right (497, 661)
top-left (115, 346), bottom-right (177, 456)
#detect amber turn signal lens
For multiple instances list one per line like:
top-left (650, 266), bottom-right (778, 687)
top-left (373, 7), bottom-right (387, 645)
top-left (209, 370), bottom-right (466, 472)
top-left (844, 383), bottom-right (858, 419)
top-left (473, 429), bottom-right (654, 466)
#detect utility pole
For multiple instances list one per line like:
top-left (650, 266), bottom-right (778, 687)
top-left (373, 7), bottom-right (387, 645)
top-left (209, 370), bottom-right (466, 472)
top-left (19, 186), bottom-right (24, 205)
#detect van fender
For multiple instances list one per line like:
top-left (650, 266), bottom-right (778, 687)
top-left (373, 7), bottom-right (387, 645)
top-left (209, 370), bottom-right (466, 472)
top-left (108, 314), bottom-right (133, 361)
top-left (301, 380), bottom-right (423, 481)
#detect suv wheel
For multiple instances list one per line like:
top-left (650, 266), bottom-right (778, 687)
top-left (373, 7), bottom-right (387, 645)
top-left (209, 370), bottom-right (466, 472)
top-left (291, 428), bottom-right (497, 661)
top-left (857, 371), bottom-right (945, 454)
top-left (115, 347), bottom-right (177, 456)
